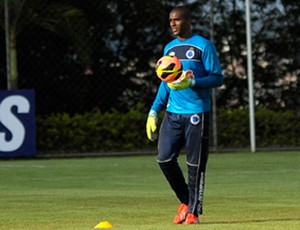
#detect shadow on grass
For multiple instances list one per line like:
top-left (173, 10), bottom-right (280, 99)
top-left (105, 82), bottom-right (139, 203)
top-left (203, 217), bottom-right (300, 225)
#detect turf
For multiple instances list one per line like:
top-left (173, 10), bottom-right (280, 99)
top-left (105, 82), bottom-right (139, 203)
top-left (0, 151), bottom-right (299, 230)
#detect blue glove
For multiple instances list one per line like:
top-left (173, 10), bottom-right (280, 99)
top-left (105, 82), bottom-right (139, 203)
top-left (167, 70), bottom-right (195, 90)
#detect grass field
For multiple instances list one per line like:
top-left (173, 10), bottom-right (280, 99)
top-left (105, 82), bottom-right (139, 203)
top-left (0, 151), bottom-right (299, 230)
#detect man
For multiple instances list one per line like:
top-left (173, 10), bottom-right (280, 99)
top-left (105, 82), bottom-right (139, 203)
top-left (146, 5), bottom-right (223, 224)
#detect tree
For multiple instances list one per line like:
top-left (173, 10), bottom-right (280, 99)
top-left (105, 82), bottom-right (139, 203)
top-left (71, 0), bottom-right (170, 113)
top-left (1, 0), bottom-right (298, 114)
top-left (208, 0), bottom-right (299, 110)
top-left (0, 0), bottom-right (91, 89)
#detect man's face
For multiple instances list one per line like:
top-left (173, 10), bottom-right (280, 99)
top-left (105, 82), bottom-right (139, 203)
top-left (169, 10), bottom-right (190, 38)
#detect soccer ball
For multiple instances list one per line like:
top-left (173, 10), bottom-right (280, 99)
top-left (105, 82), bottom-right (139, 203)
top-left (155, 55), bottom-right (183, 83)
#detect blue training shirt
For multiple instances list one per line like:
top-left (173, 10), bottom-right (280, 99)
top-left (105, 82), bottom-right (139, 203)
top-left (151, 34), bottom-right (223, 115)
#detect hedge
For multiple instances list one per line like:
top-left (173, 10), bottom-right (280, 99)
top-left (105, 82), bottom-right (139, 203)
top-left (36, 104), bottom-right (152, 153)
top-left (36, 106), bottom-right (299, 154)
top-left (218, 107), bottom-right (299, 148)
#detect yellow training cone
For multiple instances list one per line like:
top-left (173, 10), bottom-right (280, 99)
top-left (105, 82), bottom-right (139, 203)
top-left (94, 221), bottom-right (113, 229)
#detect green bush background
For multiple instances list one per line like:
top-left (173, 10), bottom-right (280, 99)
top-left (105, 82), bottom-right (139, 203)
top-left (37, 106), bottom-right (299, 154)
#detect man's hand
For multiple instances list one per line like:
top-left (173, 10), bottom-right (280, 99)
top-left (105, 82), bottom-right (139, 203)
top-left (146, 111), bottom-right (158, 141)
top-left (167, 70), bottom-right (195, 90)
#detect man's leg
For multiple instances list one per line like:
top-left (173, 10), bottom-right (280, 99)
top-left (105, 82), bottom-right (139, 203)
top-left (157, 112), bottom-right (189, 223)
top-left (158, 159), bottom-right (189, 205)
top-left (157, 112), bottom-right (188, 204)
top-left (184, 113), bottom-right (210, 220)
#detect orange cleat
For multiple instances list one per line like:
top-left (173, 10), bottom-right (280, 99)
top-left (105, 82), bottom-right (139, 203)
top-left (184, 213), bottom-right (199, 224)
top-left (173, 204), bottom-right (189, 224)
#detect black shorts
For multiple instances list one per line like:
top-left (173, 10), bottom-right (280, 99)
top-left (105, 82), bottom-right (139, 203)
top-left (157, 111), bottom-right (210, 166)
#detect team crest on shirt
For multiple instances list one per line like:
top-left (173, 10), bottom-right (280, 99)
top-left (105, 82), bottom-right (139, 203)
top-left (186, 48), bottom-right (195, 59)
top-left (190, 114), bottom-right (200, 125)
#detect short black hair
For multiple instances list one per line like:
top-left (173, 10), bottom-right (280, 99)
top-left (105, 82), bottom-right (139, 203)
top-left (171, 5), bottom-right (191, 20)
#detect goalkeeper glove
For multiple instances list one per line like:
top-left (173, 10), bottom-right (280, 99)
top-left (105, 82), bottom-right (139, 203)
top-left (167, 70), bottom-right (195, 90)
top-left (146, 110), bottom-right (158, 141)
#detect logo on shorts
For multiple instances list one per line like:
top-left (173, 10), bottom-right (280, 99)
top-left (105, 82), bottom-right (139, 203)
top-left (190, 114), bottom-right (200, 125)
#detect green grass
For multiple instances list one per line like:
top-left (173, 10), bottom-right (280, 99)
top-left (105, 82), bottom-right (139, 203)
top-left (0, 151), bottom-right (299, 230)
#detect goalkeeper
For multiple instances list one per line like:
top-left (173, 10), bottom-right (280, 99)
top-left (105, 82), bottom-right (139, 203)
top-left (146, 5), bottom-right (223, 224)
